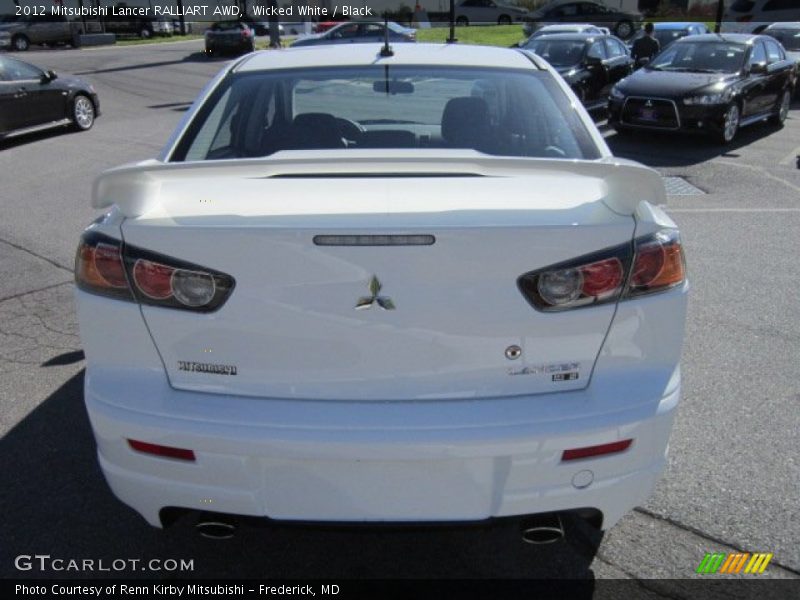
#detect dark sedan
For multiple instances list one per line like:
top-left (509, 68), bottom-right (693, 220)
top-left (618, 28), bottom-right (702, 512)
top-left (523, 0), bottom-right (643, 40)
top-left (608, 34), bottom-right (796, 144)
top-left (523, 33), bottom-right (634, 112)
top-left (204, 21), bottom-right (255, 56)
top-left (0, 55), bottom-right (99, 140)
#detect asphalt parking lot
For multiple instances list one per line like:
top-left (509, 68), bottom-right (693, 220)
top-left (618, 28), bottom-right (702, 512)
top-left (1, 41), bottom-right (799, 590)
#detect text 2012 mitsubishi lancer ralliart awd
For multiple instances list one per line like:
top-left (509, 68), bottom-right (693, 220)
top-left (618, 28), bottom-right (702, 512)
top-left (75, 43), bottom-right (688, 541)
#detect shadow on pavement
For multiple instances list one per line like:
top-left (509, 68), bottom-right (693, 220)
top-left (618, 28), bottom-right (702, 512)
top-left (0, 127), bottom-right (83, 152)
top-left (0, 371), bottom-right (602, 585)
top-left (72, 52), bottom-right (232, 76)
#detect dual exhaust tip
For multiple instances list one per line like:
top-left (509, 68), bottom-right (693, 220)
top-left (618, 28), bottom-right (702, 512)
top-left (195, 512), bottom-right (565, 544)
top-left (520, 513), bottom-right (565, 545)
top-left (196, 518), bottom-right (236, 540)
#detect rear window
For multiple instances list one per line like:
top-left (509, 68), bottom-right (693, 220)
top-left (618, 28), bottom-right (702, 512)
top-left (523, 39), bottom-right (587, 65)
top-left (172, 66), bottom-right (600, 162)
top-left (765, 29), bottom-right (800, 51)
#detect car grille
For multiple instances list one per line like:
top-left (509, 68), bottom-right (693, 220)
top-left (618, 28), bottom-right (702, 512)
top-left (622, 97), bottom-right (680, 129)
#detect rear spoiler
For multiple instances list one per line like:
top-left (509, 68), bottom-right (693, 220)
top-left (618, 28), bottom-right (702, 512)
top-left (92, 151), bottom-right (665, 218)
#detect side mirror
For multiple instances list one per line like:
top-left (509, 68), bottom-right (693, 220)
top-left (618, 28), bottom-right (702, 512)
top-left (42, 70), bottom-right (57, 83)
top-left (750, 62), bottom-right (768, 75)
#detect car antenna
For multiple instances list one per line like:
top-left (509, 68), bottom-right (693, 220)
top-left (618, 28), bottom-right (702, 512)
top-left (380, 12), bottom-right (394, 57)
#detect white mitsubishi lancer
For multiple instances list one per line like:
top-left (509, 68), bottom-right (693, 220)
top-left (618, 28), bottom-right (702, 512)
top-left (75, 42), bottom-right (688, 541)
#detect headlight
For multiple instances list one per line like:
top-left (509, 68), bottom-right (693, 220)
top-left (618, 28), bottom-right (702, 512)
top-left (684, 90), bottom-right (731, 105)
top-left (610, 86), bottom-right (625, 100)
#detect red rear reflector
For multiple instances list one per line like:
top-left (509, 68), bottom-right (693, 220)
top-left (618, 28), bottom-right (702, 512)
top-left (128, 439), bottom-right (196, 461)
top-left (562, 439), bottom-right (633, 461)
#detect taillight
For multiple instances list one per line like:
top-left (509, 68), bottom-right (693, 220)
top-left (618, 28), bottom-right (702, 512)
top-left (518, 229), bottom-right (685, 311)
top-left (75, 232), bottom-right (234, 312)
top-left (75, 235), bottom-right (134, 301)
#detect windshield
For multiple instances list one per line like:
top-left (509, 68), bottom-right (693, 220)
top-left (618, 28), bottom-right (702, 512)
top-left (172, 66), bottom-right (600, 161)
top-left (765, 30), bottom-right (800, 51)
top-left (654, 30), bottom-right (689, 47)
top-left (649, 41), bottom-right (747, 73)
top-left (522, 39), bottom-right (586, 66)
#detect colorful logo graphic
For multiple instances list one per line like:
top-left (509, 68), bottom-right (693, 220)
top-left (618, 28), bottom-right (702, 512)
top-left (696, 552), bottom-right (773, 575)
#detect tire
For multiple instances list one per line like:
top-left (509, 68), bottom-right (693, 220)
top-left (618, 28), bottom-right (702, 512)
top-left (498, 15), bottom-right (512, 25)
top-left (716, 102), bottom-right (740, 144)
top-left (768, 90), bottom-right (791, 127)
top-left (140, 27), bottom-right (151, 39)
top-left (614, 20), bottom-right (633, 40)
top-left (12, 35), bottom-right (30, 51)
top-left (72, 94), bottom-right (95, 132)
top-left (456, 16), bottom-right (468, 26)
top-left (205, 46), bottom-right (215, 57)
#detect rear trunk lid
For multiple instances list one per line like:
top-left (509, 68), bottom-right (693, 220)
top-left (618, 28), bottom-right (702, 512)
top-left (101, 152), bottom-right (662, 400)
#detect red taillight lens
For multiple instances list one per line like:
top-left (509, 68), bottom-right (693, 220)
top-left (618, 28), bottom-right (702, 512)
top-left (562, 439), bottom-right (633, 461)
top-left (133, 259), bottom-right (175, 300)
top-left (75, 232), bottom-right (234, 312)
top-left (580, 257), bottom-right (624, 298)
top-left (518, 229), bottom-right (685, 311)
top-left (128, 439), bottom-right (195, 461)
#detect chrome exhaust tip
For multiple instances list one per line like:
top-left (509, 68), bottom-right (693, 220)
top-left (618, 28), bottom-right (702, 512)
top-left (195, 518), bottom-right (236, 540)
top-left (520, 514), bottom-right (565, 545)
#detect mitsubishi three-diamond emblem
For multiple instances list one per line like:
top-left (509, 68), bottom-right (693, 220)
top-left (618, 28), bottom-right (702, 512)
top-left (356, 276), bottom-right (395, 310)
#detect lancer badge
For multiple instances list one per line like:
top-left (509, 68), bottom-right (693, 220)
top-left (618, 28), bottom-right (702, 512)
top-left (356, 276), bottom-right (395, 310)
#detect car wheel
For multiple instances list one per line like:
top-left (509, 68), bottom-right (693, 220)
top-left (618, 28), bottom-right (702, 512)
top-left (614, 20), bottom-right (633, 40)
top-left (456, 16), bottom-right (468, 26)
top-left (717, 102), bottom-right (740, 144)
top-left (140, 27), bottom-right (151, 39)
top-left (206, 46), bottom-right (215, 57)
top-left (72, 94), bottom-right (95, 131)
top-left (12, 35), bottom-right (30, 51)
top-left (498, 15), bottom-right (512, 25)
top-left (768, 90), bottom-right (791, 127)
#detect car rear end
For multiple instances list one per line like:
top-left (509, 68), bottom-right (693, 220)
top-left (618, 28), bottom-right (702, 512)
top-left (75, 45), bottom-right (687, 531)
top-left (205, 21), bottom-right (254, 55)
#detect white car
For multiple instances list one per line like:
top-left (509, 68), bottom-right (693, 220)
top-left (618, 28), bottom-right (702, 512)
top-left (528, 23), bottom-right (608, 38)
top-left (75, 43), bottom-right (688, 540)
top-left (721, 0), bottom-right (800, 33)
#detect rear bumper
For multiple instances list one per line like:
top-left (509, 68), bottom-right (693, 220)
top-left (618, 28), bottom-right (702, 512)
top-left (86, 369), bottom-right (680, 529)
